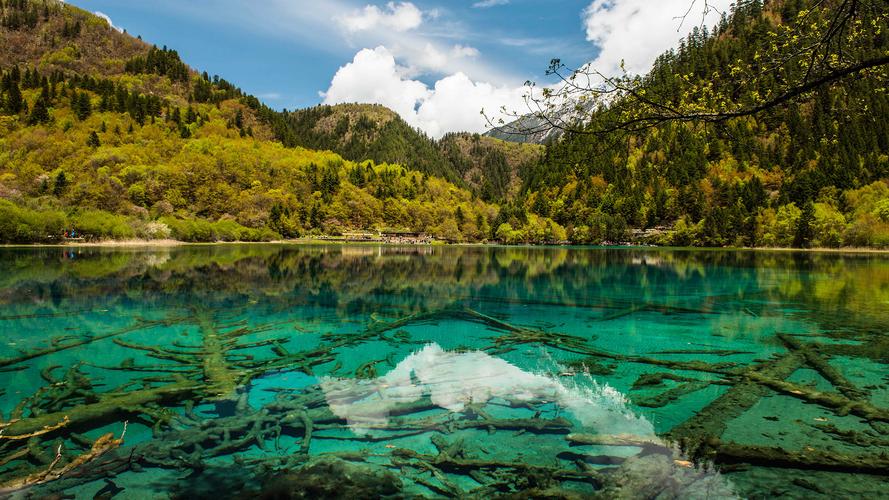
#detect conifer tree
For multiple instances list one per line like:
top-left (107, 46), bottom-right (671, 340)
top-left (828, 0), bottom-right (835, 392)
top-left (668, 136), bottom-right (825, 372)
top-left (53, 171), bottom-right (67, 196)
top-left (75, 91), bottom-right (91, 120)
top-left (87, 131), bottom-right (101, 148)
top-left (3, 80), bottom-right (23, 114)
top-left (27, 96), bottom-right (49, 124)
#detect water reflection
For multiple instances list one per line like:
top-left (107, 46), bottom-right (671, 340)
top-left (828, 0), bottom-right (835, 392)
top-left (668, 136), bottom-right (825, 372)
top-left (0, 245), bottom-right (885, 498)
top-left (322, 344), bottom-right (653, 436)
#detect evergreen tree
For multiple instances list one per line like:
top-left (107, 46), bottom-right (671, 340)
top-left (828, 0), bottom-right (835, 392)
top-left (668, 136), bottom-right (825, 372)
top-left (3, 81), bottom-right (23, 114)
top-left (87, 131), bottom-right (101, 148)
top-left (27, 96), bottom-right (50, 124)
top-left (75, 91), bottom-right (91, 120)
top-left (52, 171), bottom-right (67, 196)
top-left (794, 201), bottom-right (816, 248)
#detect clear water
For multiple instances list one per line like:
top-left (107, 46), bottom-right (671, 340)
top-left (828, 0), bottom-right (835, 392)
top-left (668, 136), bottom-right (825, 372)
top-left (0, 245), bottom-right (887, 498)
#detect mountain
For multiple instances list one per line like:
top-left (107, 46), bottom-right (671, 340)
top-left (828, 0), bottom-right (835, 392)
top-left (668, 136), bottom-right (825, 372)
top-left (0, 0), bottom-right (574, 244)
top-left (484, 98), bottom-right (595, 145)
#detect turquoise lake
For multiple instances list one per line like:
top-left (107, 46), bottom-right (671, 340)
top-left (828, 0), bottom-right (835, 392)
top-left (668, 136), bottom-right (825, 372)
top-left (0, 245), bottom-right (887, 498)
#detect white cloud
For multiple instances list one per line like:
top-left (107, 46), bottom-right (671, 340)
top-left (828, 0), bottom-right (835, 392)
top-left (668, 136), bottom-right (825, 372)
top-left (415, 72), bottom-right (525, 138)
top-left (321, 46), bottom-right (430, 123)
top-left (337, 2), bottom-right (423, 33)
top-left (94, 11), bottom-right (123, 33)
top-left (322, 46), bottom-right (525, 138)
top-left (473, 0), bottom-right (510, 8)
top-left (414, 43), bottom-right (481, 73)
top-left (582, 0), bottom-right (732, 76)
top-left (451, 44), bottom-right (480, 58)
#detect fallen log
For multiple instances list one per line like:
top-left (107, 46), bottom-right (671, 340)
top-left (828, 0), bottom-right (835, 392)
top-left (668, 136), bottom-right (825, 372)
top-left (1, 381), bottom-right (199, 438)
top-left (0, 319), bottom-right (164, 369)
top-left (706, 438), bottom-right (889, 475)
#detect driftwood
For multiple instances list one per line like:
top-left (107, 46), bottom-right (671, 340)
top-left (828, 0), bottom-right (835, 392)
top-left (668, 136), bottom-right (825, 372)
top-left (196, 310), bottom-right (240, 400)
top-left (777, 333), bottom-right (868, 400)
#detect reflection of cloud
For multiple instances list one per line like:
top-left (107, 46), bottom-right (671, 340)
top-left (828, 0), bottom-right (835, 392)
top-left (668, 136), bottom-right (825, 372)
top-left (320, 344), bottom-right (738, 497)
top-left (320, 344), bottom-right (654, 436)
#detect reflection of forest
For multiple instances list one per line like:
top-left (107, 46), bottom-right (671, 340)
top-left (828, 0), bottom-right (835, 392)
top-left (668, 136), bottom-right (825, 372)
top-left (0, 246), bottom-right (886, 334)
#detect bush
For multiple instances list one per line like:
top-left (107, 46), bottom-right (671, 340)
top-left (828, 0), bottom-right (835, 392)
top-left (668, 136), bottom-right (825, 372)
top-left (70, 210), bottom-right (136, 240)
top-left (0, 200), bottom-right (66, 243)
top-left (159, 217), bottom-right (280, 242)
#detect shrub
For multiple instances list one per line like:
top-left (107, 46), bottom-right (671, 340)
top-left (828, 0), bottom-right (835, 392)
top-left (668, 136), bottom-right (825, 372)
top-left (0, 199), bottom-right (66, 243)
top-left (70, 210), bottom-right (136, 240)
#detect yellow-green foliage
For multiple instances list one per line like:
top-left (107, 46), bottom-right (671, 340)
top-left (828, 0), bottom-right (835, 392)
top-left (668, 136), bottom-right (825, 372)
top-left (0, 199), bottom-right (66, 243)
top-left (0, 84), bottom-right (563, 243)
top-left (39, 45), bottom-right (79, 68)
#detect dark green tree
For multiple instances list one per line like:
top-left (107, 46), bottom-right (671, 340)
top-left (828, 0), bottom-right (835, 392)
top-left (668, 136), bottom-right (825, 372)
top-left (3, 80), bottom-right (23, 114)
top-left (75, 91), bottom-right (91, 120)
top-left (794, 201), bottom-right (816, 248)
top-left (87, 131), bottom-right (101, 148)
top-left (52, 171), bottom-right (68, 196)
top-left (27, 96), bottom-right (50, 124)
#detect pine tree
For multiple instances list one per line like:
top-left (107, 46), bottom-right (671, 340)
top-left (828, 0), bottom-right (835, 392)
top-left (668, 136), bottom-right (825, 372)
top-left (53, 171), bottom-right (68, 196)
top-left (87, 131), bottom-right (101, 148)
top-left (27, 96), bottom-right (50, 124)
top-left (3, 81), bottom-right (23, 114)
top-left (75, 91), bottom-right (91, 120)
top-left (794, 201), bottom-right (816, 248)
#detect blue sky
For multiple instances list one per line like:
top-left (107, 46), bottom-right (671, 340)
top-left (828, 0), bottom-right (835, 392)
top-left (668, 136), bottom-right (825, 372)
top-left (66, 0), bottom-right (731, 137)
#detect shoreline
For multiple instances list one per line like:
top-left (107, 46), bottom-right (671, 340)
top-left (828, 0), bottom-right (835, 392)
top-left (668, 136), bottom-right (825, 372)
top-left (1, 239), bottom-right (888, 254)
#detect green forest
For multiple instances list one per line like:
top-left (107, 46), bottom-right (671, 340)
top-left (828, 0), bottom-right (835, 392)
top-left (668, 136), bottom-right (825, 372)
top-left (0, 0), bottom-right (887, 247)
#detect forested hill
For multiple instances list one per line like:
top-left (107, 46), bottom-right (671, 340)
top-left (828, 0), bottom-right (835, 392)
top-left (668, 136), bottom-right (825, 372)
top-left (272, 103), bottom-right (542, 202)
top-left (0, 0), bottom-right (571, 244)
top-left (516, 0), bottom-right (889, 248)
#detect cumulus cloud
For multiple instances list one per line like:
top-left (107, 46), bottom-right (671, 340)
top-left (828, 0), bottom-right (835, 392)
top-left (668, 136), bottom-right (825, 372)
top-left (582, 0), bottom-right (732, 76)
top-left (337, 2), bottom-right (423, 33)
top-left (321, 46), bottom-right (429, 122)
top-left (321, 46), bottom-right (525, 138)
top-left (94, 11), bottom-right (123, 33)
top-left (472, 0), bottom-right (510, 8)
top-left (414, 43), bottom-right (481, 73)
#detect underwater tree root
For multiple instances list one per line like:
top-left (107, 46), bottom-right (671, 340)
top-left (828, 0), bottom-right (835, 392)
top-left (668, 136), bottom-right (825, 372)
top-left (0, 424), bottom-right (126, 495)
